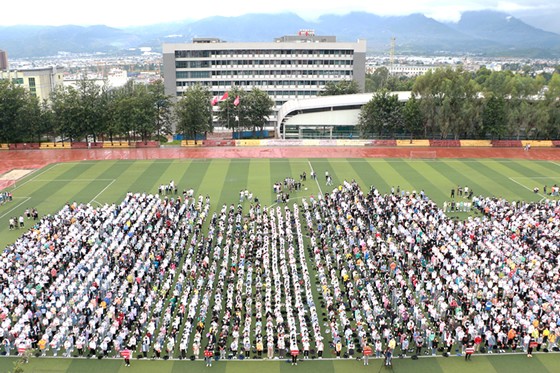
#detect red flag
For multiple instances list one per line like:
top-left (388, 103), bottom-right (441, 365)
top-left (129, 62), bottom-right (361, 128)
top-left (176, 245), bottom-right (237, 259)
top-left (220, 92), bottom-right (229, 101)
top-left (233, 95), bottom-right (240, 106)
top-left (211, 96), bottom-right (218, 106)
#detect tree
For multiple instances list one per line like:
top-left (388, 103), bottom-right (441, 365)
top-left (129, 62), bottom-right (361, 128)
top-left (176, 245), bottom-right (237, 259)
top-left (49, 77), bottom-right (107, 143)
top-left (402, 95), bottom-right (423, 139)
top-left (365, 68), bottom-right (389, 92)
top-left (386, 75), bottom-right (416, 92)
top-left (76, 78), bottom-right (106, 143)
top-left (482, 96), bottom-right (507, 139)
top-left (545, 100), bottom-right (560, 139)
top-left (38, 99), bottom-right (56, 142)
top-left (545, 72), bottom-right (560, 101)
top-left (413, 67), bottom-right (480, 139)
top-left (175, 84), bottom-right (212, 143)
top-left (216, 88), bottom-right (274, 138)
top-left (508, 100), bottom-right (549, 139)
top-left (319, 80), bottom-right (360, 96)
top-left (21, 95), bottom-right (44, 143)
top-left (357, 90), bottom-right (403, 138)
top-left (0, 80), bottom-right (35, 143)
top-left (542, 73), bottom-right (560, 139)
top-left (107, 80), bottom-right (170, 144)
top-left (50, 85), bottom-right (83, 142)
top-left (148, 80), bottom-right (173, 141)
top-left (479, 70), bottom-right (514, 98)
top-left (246, 88), bottom-right (275, 137)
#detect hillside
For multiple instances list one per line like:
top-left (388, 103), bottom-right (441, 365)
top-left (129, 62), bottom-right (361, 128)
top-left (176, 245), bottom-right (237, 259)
top-left (1, 11), bottom-right (559, 58)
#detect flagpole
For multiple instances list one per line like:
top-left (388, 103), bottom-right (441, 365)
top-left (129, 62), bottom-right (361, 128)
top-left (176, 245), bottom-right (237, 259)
top-left (237, 105), bottom-right (240, 139)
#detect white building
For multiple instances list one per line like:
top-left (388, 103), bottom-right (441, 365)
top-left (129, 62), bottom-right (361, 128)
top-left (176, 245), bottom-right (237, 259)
top-left (277, 92), bottom-right (412, 139)
top-left (63, 68), bottom-right (129, 90)
top-left (0, 66), bottom-right (63, 102)
top-left (162, 31), bottom-right (366, 109)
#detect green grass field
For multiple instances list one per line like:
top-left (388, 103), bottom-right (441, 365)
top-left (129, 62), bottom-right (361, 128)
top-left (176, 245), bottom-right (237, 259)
top-left (0, 351), bottom-right (559, 373)
top-left (2, 158), bottom-right (559, 249)
top-left (0, 157), bottom-right (559, 373)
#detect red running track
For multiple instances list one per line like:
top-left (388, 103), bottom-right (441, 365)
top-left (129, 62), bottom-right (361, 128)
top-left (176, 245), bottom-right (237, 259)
top-left (1, 147), bottom-right (560, 189)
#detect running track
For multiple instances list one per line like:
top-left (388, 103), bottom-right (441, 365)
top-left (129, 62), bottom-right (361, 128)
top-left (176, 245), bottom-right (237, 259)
top-left (1, 147), bottom-right (560, 189)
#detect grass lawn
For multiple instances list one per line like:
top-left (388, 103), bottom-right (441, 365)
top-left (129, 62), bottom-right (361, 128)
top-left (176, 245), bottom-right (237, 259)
top-left (2, 158), bottom-right (558, 249)
top-left (0, 157), bottom-right (559, 373)
top-left (0, 352), bottom-right (558, 373)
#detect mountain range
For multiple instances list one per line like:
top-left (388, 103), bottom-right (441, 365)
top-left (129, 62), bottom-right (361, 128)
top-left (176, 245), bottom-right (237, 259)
top-left (1, 10), bottom-right (559, 59)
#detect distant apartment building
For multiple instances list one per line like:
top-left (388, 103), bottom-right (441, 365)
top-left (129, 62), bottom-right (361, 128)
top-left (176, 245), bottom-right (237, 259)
top-left (63, 68), bottom-right (129, 90)
top-left (162, 31), bottom-right (366, 108)
top-left (0, 50), bottom-right (8, 71)
top-left (367, 64), bottom-right (440, 77)
top-left (0, 66), bottom-right (63, 102)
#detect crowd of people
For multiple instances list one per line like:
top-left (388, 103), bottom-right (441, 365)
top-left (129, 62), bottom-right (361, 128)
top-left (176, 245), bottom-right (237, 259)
top-left (8, 208), bottom-right (39, 230)
top-left (301, 180), bottom-right (560, 361)
top-left (0, 192), bottom-right (13, 205)
top-left (0, 176), bottom-right (559, 367)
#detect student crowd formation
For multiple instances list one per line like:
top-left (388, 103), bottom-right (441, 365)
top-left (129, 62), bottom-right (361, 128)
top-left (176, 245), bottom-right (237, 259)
top-left (0, 179), bottom-right (559, 364)
top-left (301, 181), bottom-right (560, 360)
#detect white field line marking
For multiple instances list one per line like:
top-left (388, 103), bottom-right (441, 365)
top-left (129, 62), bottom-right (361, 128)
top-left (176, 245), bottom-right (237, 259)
top-left (32, 179), bottom-right (116, 182)
top-left (509, 176), bottom-right (560, 179)
top-left (308, 160), bottom-right (323, 196)
top-left (0, 197), bottom-right (31, 219)
top-left (44, 159), bottom-right (560, 165)
top-left (89, 179), bottom-right (116, 205)
top-left (508, 177), bottom-right (546, 199)
top-left (10, 164), bottom-right (61, 192)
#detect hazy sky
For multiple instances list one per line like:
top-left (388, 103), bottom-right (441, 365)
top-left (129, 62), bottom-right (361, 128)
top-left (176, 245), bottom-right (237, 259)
top-left (2, 0), bottom-right (558, 27)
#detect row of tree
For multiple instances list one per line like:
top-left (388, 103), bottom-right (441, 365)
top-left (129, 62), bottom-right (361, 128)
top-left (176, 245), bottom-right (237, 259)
top-left (0, 79), bottom-right (173, 144)
top-left (0, 78), bottom-right (276, 144)
top-left (358, 68), bottom-right (560, 139)
top-left (1, 66), bottom-right (560, 143)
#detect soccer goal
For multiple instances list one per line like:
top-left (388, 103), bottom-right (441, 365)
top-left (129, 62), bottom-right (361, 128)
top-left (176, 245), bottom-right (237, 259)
top-left (409, 150), bottom-right (437, 159)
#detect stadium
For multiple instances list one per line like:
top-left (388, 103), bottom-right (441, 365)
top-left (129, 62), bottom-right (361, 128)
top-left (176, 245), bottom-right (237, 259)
top-left (0, 145), bottom-right (559, 373)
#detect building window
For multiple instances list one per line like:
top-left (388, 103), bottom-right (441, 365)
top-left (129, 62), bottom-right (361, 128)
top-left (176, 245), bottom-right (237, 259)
top-left (12, 77), bottom-right (24, 85)
top-left (191, 71), bottom-right (210, 79)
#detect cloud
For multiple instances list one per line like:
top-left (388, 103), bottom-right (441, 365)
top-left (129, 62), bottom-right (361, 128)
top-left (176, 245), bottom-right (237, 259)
top-left (1, 0), bottom-right (559, 27)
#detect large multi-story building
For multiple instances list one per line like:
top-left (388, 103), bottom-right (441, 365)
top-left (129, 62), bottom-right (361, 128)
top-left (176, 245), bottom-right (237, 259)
top-left (0, 66), bottom-right (63, 102)
top-left (162, 31), bottom-right (366, 108)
